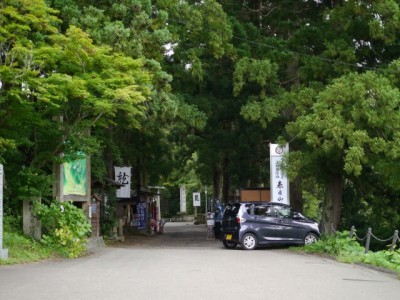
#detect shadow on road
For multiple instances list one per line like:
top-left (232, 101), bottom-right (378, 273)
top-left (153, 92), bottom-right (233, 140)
top-left (113, 222), bottom-right (221, 249)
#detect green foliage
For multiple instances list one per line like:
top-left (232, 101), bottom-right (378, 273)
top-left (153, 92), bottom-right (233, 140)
top-left (0, 231), bottom-right (54, 265)
top-left (302, 190), bottom-right (321, 221)
top-left (286, 70), bottom-right (400, 230)
top-left (2, 0), bottom-right (400, 256)
top-left (13, 167), bottom-right (53, 200)
top-left (100, 191), bottom-right (117, 237)
top-left (176, 98), bottom-right (207, 131)
top-left (178, 152), bottom-right (204, 214)
top-left (162, 187), bottom-right (180, 217)
top-left (304, 231), bottom-right (364, 257)
top-left (3, 213), bottom-right (23, 235)
top-left (0, 138), bottom-right (16, 164)
top-left (1, 0), bottom-right (169, 215)
top-left (0, 214), bottom-right (54, 265)
top-left (233, 58), bottom-right (279, 97)
top-left (34, 201), bottom-right (91, 258)
top-left (300, 231), bottom-right (400, 276)
top-left (288, 71), bottom-right (400, 177)
top-left (363, 249), bottom-right (400, 274)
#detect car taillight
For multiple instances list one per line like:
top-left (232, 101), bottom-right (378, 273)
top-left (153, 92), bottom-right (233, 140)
top-left (236, 216), bottom-right (245, 223)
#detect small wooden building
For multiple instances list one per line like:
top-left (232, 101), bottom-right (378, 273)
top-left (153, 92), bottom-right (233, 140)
top-left (116, 185), bottom-right (161, 236)
top-left (240, 188), bottom-right (271, 202)
top-left (91, 178), bottom-right (124, 238)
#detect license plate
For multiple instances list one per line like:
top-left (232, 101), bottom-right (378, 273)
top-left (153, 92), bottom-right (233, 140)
top-left (225, 234), bottom-right (232, 240)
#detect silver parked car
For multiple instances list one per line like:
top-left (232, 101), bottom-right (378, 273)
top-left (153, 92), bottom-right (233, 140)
top-left (220, 202), bottom-right (320, 250)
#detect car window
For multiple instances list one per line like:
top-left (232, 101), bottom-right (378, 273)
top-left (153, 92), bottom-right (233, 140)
top-left (223, 204), bottom-right (239, 220)
top-left (246, 204), bottom-right (255, 216)
top-left (253, 205), bottom-right (273, 217)
top-left (273, 206), bottom-right (293, 218)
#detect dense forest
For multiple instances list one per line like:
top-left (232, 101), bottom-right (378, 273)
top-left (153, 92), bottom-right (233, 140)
top-left (1, 0), bottom-right (400, 236)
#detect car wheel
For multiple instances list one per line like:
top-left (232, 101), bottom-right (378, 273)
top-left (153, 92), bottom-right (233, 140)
top-left (223, 240), bottom-right (238, 249)
top-left (241, 233), bottom-right (257, 250)
top-left (304, 232), bottom-right (318, 245)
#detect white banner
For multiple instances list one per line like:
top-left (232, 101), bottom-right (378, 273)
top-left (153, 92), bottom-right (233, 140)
top-left (180, 185), bottom-right (187, 213)
top-left (115, 166), bottom-right (131, 198)
top-left (270, 144), bottom-right (290, 204)
top-left (193, 192), bottom-right (201, 207)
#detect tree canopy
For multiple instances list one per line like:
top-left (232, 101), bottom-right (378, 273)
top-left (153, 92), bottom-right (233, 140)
top-left (2, 0), bottom-right (400, 233)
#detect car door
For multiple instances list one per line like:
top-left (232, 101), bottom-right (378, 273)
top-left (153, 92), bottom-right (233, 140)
top-left (272, 205), bottom-right (303, 242)
top-left (248, 204), bottom-right (277, 243)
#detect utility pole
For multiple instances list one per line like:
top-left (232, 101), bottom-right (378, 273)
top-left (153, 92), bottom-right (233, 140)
top-left (0, 164), bottom-right (9, 259)
top-left (205, 186), bottom-right (208, 227)
top-left (148, 186), bottom-right (165, 232)
top-left (205, 186), bottom-right (208, 211)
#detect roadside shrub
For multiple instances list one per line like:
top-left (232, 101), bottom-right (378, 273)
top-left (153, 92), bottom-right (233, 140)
top-left (300, 231), bottom-right (400, 276)
top-left (100, 191), bottom-right (117, 237)
top-left (1, 232), bottom-right (53, 265)
top-left (3, 213), bottom-right (23, 234)
top-left (34, 201), bottom-right (91, 258)
top-left (304, 231), bottom-right (364, 258)
top-left (363, 249), bottom-right (400, 273)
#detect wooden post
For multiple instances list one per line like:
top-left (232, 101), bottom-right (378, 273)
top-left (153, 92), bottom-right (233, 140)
top-left (365, 228), bottom-right (372, 254)
top-left (350, 226), bottom-right (355, 239)
top-left (391, 230), bottom-right (398, 252)
top-left (0, 164), bottom-right (8, 259)
top-left (23, 199), bottom-right (41, 241)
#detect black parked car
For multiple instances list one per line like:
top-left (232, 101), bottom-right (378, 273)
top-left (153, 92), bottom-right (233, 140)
top-left (220, 202), bottom-right (320, 250)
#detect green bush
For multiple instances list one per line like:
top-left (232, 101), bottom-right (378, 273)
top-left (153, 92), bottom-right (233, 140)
top-left (299, 231), bottom-right (400, 276)
top-left (304, 231), bottom-right (364, 258)
top-left (34, 201), bottom-right (91, 258)
top-left (1, 232), bottom-right (53, 265)
top-left (3, 213), bottom-right (23, 234)
top-left (363, 249), bottom-right (400, 273)
top-left (100, 191), bottom-right (117, 237)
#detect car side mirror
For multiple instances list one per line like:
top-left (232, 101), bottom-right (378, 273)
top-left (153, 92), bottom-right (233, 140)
top-left (293, 212), bottom-right (303, 220)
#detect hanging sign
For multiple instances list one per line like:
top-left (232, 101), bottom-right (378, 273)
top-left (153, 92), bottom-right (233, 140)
top-left (115, 166), bottom-right (131, 198)
top-left (270, 144), bottom-right (290, 205)
top-left (137, 202), bottom-right (147, 230)
top-left (63, 156), bottom-right (87, 196)
top-left (193, 192), bottom-right (201, 207)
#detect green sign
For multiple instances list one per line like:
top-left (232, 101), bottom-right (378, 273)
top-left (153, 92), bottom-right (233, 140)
top-left (63, 157), bottom-right (87, 196)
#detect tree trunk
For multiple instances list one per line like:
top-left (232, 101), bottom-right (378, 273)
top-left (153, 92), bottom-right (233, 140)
top-left (222, 156), bottom-right (230, 204)
top-left (212, 164), bottom-right (221, 201)
top-left (290, 176), bottom-right (303, 213)
top-left (321, 174), bottom-right (343, 234)
top-left (105, 126), bottom-right (114, 179)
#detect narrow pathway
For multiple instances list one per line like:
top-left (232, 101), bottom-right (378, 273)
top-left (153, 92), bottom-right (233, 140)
top-left (116, 222), bottom-right (219, 249)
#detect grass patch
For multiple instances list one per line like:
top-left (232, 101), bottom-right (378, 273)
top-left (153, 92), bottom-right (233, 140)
top-left (0, 231), bottom-right (56, 265)
top-left (292, 231), bottom-right (400, 278)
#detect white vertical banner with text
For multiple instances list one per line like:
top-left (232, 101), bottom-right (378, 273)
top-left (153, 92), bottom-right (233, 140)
top-left (114, 166), bottom-right (131, 198)
top-left (193, 192), bottom-right (201, 207)
top-left (270, 144), bottom-right (290, 205)
top-left (179, 185), bottom-right (187, 213)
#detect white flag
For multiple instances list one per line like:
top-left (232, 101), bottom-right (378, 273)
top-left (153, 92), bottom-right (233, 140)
top-left (115, 166), bottom-right (131, 198)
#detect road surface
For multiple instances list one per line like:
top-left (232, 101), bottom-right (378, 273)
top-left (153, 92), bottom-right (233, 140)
top-left (0, 222), bottom-right (399, 300)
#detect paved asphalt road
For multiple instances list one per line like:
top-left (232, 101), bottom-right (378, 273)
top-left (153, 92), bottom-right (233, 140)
top-left (1, 222), bottom-right (400, 300)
